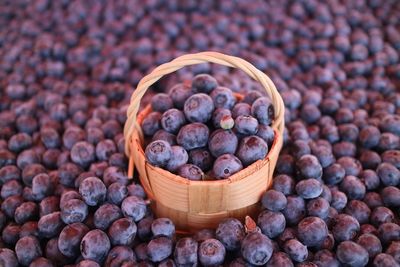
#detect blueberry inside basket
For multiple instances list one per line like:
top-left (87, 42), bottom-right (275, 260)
top-left (124, 51), bottom-right (285, 232)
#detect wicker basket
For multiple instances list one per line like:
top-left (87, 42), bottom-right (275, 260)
top-left (124, 51), bottom-right (285, 232)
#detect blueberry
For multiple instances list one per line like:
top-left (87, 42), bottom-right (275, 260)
top-left (135, 242), bottom-right (149, 262)
top-left (80, 229), bottom-right (111, 262)
top-left (121, 196), bottom-right (147, 222)
top-left (213, 154), bottom-right (243, 179)
top-left (261, 190), bottom-right (287, 211)
top-left (360, 224), bottom-right (378, 236)
top-left (127, 183), bottom-right (146, 198)
top-left (58, 162), bottom-right (82, 187)
top-left (232, 103), bottom-right (251, 119)
top-left (297, 217), bottom-right (328, 247)
top-left (188, 148), bottom-right (213, 172)
top-left (152, 130), bottom-right (177, 146)
top-left (61, 198), bottom-right (88, 224)
top-left (386, 241), bottom-right (400, 264)
top-left (1, 179), bottom-right (22, 199)
top-left (108, 217), bottom-right (137, 246)
top-left (0, 165), bottom-right (20, 184)
top-left (251, 97), bottom-right (274, 125)
top-left (272, 174), bottom-right (295, 196)
top-left (168, 83), bottom-right (193, 109)
top-left (183, 93), bottom-right (214, 123)
top-left (1, 195), bottom-right (23, 218)
top-left (357, 234), bottom-right (382, 259)
top-left (174, 237), bottom-right (198, 266)
top-left (86, 128), bottom-right (105, 145)
top-left (373, 253), bottom-right (400, 267)
top-left (95, 139), bottom-right (116, 161)
top-left (15, 236), bottom-right (42, 266)
top-left (378, 133), bottom-right (399, 151)
top-left (161, 109), bottom-right (186, 134)
top-left (381, 186), bottom-right (400, 207)
top-left (198, 238), bottom-right (226, 266)
top-left (104, 246), bottom-right (136, 267)
top-left (345, 199), bottom-right (372, 224)
top-left (332, 214), bottom-right (360, 242)
top-left (60, 190), bottom-right (82, 209)
top-left (360, 170), bottom-right (380, 190)
top-left (359, 150), bottom-right (382, 169)
top-left (177, 163), bottom-right (204, 180)
top-left (216, 218), bottom-right (244, 251)
top-left (296, 155), bottom-right (323, 179)
top-left (236, 135), bottom-right (268, 166)
top-left (336, 241), bottom-right (368, 267)
top-left (177, 122), bottom-right (209, 150)
top-left (147, 236), bottom-right (173, 262)
top-left (165, 146), bottom-right (188, 173)
top-left (337, 156), bottom-right (362, 177)
top-left (340, 175), bottom-right (366, 200)
top-left (0, 248), bottom-right (18, 267)
top-left (107, 182), bottom-right (128, 205)
top-left (323, 164), bottom-right (345, 185)
top-left (378, 223), bottom-right (400, 245)
top-left (265, 252), bottom-right (294, 267)
top-left (241, 232), bottom-right (273, 266)
top-left (295, 179), bottom-right (323, 199)
top-left (283, 239), bottom-right (308, 263)
top-left (151, 93), bottom-right (174, 113)
top-left (192, 74), bottom-right (218, 94)
top-left (158, 259), bottom-right (176, 267)
top-left (76, 260), bottom-right (101, 267)
top-left (381, 150), bottom-right (400, 169)
top-left (282, 196), bottom-right (306, 225)
top-left (94, 203), bottom-right (122, 230)
top-left (58, 222), bottom-right (89, 258)
top-left (16, 149), bottom-right (40, 169)
top-left (151, 218), bottom-right (175, 238)
top-left (8, 133), bottom-right (32, 152)
top-left (2, 223), bottom-right (20, 245)
top-left (243, 91), bottom-right (263, 105)
top-left (209, 129), bottom-right (238, 158)
top-left (194, 229), bottom-right (215, 243)
top-left (38, 211), bottom-right (64, 238)
top-left (234, 115), bottom-right (258, 135)
top-left (79, 177), bottom-right (107, 206)
top-left (312, 146), bottom-right (335, 168)
top-left (307, 197), bottom-right (330, 219)
top-left (377, 162), bottom-right (400, 186)
top-left (338, 123), bottom-right (359, 142)
top-left (141, 112), bottom-right (162, 136)
top-left (313, 250), bottom-right (340, 267)
top-left (63, 127), bottom-right (85, 150)
top-left (210, 86), bottom-right (236, 109)
top-left (257, 210), bottom-right (286, 239)
top-left (371, 206), bottom-right (394, 227)
top-left (276, 154), bottom-right (295, 175)
top-left (32, 173), bottom-right (53, 200)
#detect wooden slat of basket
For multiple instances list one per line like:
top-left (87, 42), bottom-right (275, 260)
top-left (188, 181), bottom-right (229, 213)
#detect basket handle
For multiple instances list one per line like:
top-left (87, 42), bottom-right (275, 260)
top-left (124, 51), bottom-right (285, 157)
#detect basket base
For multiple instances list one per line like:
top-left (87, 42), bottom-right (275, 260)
top-left (148, 195), bottom-right (262, 233)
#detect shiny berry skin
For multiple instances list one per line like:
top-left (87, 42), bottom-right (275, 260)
top-left (213, 154), bottom-right (243, 179)
top-left (145, 140), bottom-right (172, 168)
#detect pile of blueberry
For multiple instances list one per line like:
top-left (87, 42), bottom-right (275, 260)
top-left (143, 74), bottom-right (275, 180)
top-left (1, 0), bottom-right (400, 266)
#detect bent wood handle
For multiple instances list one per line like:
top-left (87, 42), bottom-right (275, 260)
top-left (124, 51), bottom-right (285, 157)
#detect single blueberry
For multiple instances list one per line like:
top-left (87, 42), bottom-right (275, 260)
top-left (177, 122), bottom-right (209, 150)
top-left (213, 154), bottom-right (243, 179)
